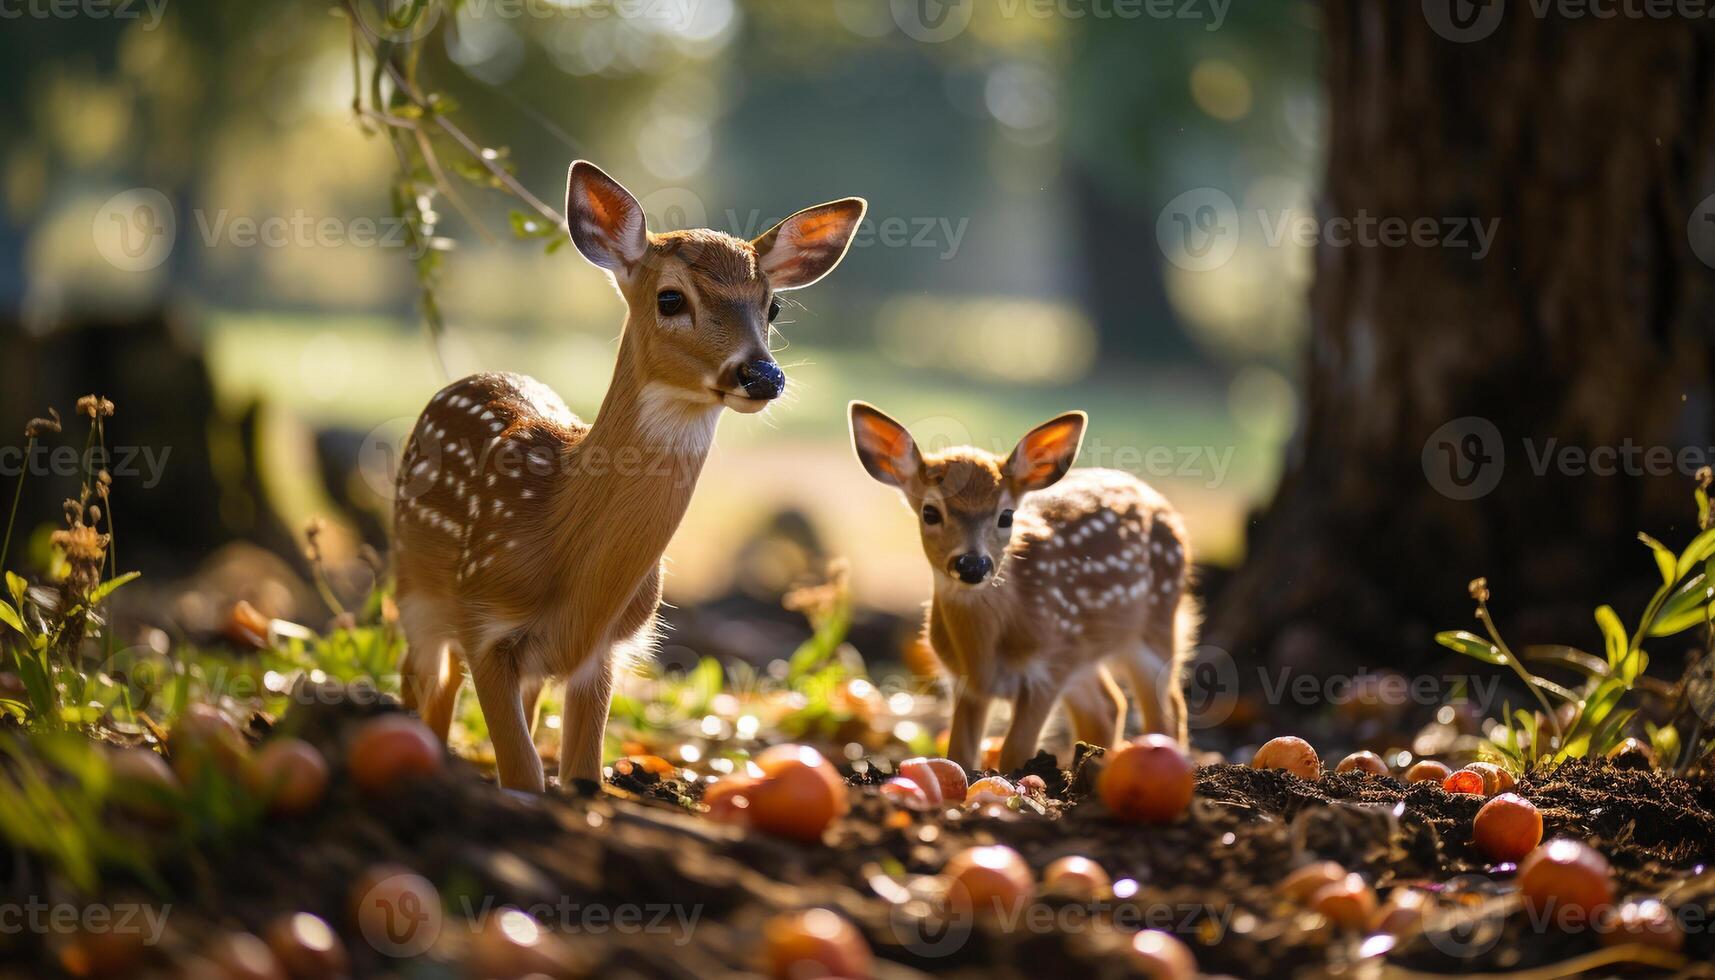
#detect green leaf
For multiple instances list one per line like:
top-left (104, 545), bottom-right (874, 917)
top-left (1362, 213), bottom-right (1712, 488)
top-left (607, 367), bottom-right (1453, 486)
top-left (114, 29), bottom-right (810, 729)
top-left (1677, 526), bottom-right (1715, 579)
top-left (87, 571), bottom-right (139, 606)
top-left (1530, 676), bottom-right (1581, 704)
top-left (1435, 630), bottom-right (1504, 665)
top-left (0, 601), bottom-right (22, 635)
top-left (1521, 645), bottom-right (1609, 678)
top-left (1595, 605), bottom-right (1627, 669)
top-left (1588, 706), bottom-right (1638, 758)
top-left (1649, 573), bottom-right (1712, 637)
top-left (1640, 532), bottom-right (1676, 585)
top-left (5, 572), bottom-right (24, 606)
top-left (1646, 721), bottom-right (1682, 768)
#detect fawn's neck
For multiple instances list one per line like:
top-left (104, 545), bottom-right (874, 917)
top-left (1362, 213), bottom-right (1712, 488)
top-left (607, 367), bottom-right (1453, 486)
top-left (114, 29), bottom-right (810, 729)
top-left (546, 333), bottom-right (721, 585)
top-left (931, 575), bottom-right (1018, 678)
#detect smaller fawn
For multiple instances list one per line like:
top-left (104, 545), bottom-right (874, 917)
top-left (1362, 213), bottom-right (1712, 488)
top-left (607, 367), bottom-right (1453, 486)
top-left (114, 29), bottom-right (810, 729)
top-left (850, 403), bottom-right (1194, 772)
top-left (394, 161), bottom-right (865, 792)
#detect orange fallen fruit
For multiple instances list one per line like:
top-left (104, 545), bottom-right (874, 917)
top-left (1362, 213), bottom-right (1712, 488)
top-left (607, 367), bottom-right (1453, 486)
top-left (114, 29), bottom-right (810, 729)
top-left (250, 738), bottom-right (329, 817)
top-left (745, 745), bottom-right (850, 843)
top-left (897, 757), bottom-right (967, 807)
top-left (347, 715), bottom-right (443, 795)
top-left (1335, 751), bottom-right (1389, 777)
top-left (1099, 735), bottom-right (1195, 824)
top-left (1251, 736), bottom-right (1321, 780)
top-left (944, 845), bottom-right (1034, 920)
top-left (761, 909), bottom-right (872, 980)
top-left (1404, 760), bottom-right (1451, 784)
top-left (1518, 838), bottom-right (1614, 923)
top-left (1310, 873), bottom-right (1378, 930)
top-left (1128, 929), bottom-right (1197, 980)
top-left (1473, 793), bottom-right (1542, 862)
top-left (1042, 856), bottom-right (1111, 902)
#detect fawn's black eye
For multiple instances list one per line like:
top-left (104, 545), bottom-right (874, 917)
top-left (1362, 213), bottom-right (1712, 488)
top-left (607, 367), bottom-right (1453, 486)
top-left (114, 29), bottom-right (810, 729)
top-left (922, 504), bottom-right (942, 525)
top-left (768, 298), bottom-right (781, 322)
top-left (998, 509), bottom-right (1013, 528)
top-left (657, 290), bottom-right (685, 316)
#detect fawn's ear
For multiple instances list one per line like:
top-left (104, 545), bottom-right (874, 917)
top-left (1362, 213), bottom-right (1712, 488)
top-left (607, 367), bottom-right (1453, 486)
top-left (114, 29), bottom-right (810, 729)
top-left (754, 198), bottom-right (868, 290)
top-left (1005, 412), bottom-right (1086, 493)
top-left (566, 161), bottom-right (648, 278)
top-left (850, 401), bottom-right (923, 490)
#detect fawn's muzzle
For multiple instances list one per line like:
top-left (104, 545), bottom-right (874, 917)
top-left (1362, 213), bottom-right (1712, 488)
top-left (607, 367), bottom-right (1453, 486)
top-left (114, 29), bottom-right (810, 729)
top-left (736, 359), bottom-right (785, 400)
top-left (950, 552), bottom-right (994, 584)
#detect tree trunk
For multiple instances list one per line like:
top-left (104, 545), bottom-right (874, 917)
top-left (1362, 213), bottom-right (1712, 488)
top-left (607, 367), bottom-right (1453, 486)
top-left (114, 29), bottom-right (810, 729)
top-left (1205, 6), bottom-right (1715, 671)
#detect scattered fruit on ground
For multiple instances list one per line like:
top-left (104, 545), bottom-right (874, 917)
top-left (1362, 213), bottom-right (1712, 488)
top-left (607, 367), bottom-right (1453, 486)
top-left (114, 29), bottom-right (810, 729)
top-left (249, 738), bottom-right (329, 816)
top-left (263, 913), bottom-right (348, 979)
top-left (878, 776), bottom-right (930, 809)
top-left (965, 775), bottom-right (1018, 806)
top-left (1441, 769), bottom-right (1485, 795)
top-left (1404, 760), bottom-right (1451, 784)
top-left (1278, 862), bottom-right (1348, 904)
top-left (468, 907), bottom-right (575, 979)
top-left (1041, 855), bottom-right (1112, 902)
top-left (1335, 751), bottom-right (1389, 777)
top-left (944, 845), bottom-right (1034, 919)
top-left (1518, 839), bottom-right (1615, 921)
top-left (1251, 736), bottom-right (1320, 780)
top-left (1463, 762), bottom-right (1515, 795)
top-left (346, 715), bottom-right (444, 795)
top-left (761, 909), bottom-right (872, 980)
top-left (1472, 793), bottom-right (1542, 862)
top-left (169, 703), bottom-right (250, 783)
top-left (1099, 734), bottom-right (1195, 823)
top-left (896, 756), bottom-right (967, 807)
top-left (744, 744), bottom-right (850, 842)
top-left (107, 747), bottom-right (180, 820)
top-left (1128, 928), bottom-right (1197, 980)
top-left (1310, 873), bottom-right (1378, 930)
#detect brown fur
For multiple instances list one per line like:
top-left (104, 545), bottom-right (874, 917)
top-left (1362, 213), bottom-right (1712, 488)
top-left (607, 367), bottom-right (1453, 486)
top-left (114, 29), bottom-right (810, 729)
top-left (395, 162), bottom-right (864, 791)
top-left (851, 405), bottom-right (1195, 772)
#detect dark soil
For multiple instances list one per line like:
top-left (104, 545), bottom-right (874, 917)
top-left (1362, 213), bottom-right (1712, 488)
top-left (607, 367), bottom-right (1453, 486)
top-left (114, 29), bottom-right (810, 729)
top-left (4, 691), bottom-right (1714, 979)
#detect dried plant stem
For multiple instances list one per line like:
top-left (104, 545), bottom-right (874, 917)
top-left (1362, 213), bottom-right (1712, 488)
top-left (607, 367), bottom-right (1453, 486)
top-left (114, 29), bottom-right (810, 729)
top-left (0, 436), bottom-right (34, 573)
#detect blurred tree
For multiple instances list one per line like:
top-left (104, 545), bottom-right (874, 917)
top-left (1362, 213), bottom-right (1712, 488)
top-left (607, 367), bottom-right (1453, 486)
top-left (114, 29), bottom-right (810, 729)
top-left (1207, 7), bottom-right (1715, 670)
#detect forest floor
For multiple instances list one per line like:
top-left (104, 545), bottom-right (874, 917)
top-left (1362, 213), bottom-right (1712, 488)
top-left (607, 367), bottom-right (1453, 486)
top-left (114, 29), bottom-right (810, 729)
top-left (6, 685), bottom-right (1713, 980)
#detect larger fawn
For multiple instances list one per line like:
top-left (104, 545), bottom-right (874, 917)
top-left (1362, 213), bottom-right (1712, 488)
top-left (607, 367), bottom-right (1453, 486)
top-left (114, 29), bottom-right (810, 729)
top-left (849, 404), bottom-right (1194, 772)
top-left (394, 161), bottom-right (865, 791)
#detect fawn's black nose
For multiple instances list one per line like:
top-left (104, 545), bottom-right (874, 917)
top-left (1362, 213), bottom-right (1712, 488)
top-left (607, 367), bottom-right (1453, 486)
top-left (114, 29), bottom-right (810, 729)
top-left (736, 359), bottom-right (785, 400)
top-left (951, 553), bottom-right (993, 584)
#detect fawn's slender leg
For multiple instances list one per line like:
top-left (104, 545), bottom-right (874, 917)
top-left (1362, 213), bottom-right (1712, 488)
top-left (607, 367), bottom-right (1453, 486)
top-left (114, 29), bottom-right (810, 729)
top-left (520, 677), bottom-right (544, 737)
top-left (1142, 612), bottom-right (1189, 744)
top-left (400, 628), bottom-right (465, 743)
top-left (1061, 665), bottom-right (1125, 750)
top-left (471, 655), bottom-right (544, 792)
top-left (947, 688), bottom-right (991, 773)
top-left (999, 681), bottom-right (1059, 773)
top-left (558, 649), bottom-right (614, 787)
top-left (1116, 643), bottom-right (1171, 737)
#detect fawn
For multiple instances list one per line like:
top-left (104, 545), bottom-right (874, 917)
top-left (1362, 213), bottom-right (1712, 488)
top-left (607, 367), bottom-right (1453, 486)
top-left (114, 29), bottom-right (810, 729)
top-left (393, 161), bottom-right (866, 791)
top-left (849, 403), bottom-right (1195, 772)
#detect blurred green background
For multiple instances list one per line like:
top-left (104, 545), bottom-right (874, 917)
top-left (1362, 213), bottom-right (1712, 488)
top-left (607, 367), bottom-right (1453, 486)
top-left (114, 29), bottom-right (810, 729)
top-left (0, 0), bottom-right (1319, 620)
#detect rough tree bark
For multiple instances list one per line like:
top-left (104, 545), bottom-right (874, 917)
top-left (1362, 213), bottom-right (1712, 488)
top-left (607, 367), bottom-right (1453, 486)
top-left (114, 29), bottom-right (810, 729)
top-left (1205, 6), bottom-right (1715, 671)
